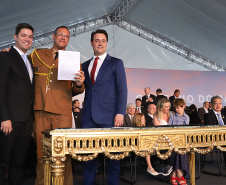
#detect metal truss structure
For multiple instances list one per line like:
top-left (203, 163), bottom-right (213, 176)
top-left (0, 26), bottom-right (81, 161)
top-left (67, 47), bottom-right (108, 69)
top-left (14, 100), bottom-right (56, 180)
top-left (0, 0), bottom-right (224, 71)
top-left (116, 18), bottom-right (226, 71)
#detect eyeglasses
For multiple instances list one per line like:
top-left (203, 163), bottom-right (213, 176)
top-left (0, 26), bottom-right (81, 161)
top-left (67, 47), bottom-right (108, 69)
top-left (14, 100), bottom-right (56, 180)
top-left (55, 32), bottom-right (70, 38)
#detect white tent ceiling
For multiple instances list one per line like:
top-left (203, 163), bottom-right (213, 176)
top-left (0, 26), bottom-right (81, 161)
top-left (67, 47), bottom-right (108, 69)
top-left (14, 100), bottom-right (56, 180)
top-left (0, 0), bottom-right (226, 70)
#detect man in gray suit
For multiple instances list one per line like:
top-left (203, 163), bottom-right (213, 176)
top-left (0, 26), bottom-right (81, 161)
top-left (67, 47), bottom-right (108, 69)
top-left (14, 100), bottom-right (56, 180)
top-left (198, 101), bottom-right (209, 124)
top-left (123, 103), bottom-right (136, 127)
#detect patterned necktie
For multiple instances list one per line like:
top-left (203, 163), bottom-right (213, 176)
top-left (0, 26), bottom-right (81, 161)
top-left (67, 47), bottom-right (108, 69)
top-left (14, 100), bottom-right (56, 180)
top-left (22, 54), bottom-right (32, 81)
top-left (91, 57), bottom-right (99, 84)
top-left (217, 113), bottom-right (224, 125)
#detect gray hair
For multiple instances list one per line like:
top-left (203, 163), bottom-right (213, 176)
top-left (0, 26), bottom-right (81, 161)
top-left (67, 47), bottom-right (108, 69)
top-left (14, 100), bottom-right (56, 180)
top-left (211, 95), bottom-right (222, 104)
top-left (126, 103), bottom-right (136, 109)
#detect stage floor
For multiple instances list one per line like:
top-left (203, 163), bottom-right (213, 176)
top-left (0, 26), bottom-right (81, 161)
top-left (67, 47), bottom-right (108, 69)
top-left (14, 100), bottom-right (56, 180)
top-left (11, 152), bottom-right (226, 185)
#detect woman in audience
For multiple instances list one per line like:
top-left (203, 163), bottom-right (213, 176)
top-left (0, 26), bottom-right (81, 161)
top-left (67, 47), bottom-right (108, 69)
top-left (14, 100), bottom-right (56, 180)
top-left (153, 98), bottom-right (174, 176)
top-left (153, 98), bottom-right (172, 126)
top-left (133, 113), bottom-right (158, 176)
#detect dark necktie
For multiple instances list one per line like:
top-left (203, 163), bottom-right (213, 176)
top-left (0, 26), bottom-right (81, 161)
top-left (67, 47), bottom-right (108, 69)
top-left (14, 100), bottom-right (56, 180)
top-left (55, 52), bottom-right (58, 60)
top-left (91, 57), bottom-right (99, 84)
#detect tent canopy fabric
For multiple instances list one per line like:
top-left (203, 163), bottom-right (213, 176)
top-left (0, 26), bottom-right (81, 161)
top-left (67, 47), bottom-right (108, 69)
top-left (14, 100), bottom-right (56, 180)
top-left (0, 0), bottom-right (225, 69)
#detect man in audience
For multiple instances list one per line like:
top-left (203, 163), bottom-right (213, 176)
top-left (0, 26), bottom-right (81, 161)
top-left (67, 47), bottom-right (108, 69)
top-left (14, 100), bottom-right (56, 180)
top-left (72, 99), bottom-right (82, 128)
top-left (156, 88), bottom-right (167, 103)
top-left (142, 87), bottom-right (157, 109)
top-left (169, 89), bottom-right (180, 112)
top-left (123, 103), bottom-right (136, 127)
top-left (209, 101), bottom-right (212, 110)
top-left (204, 95), bottom-right (226, 168)
top-left (197, 101), bottom-right (209, 124)
top-left (145, 103), bottom-right (156, 127)
top-left (135, 98), bottom-right (146, 114)
top-left (204, 96), bottom-right (226, 125)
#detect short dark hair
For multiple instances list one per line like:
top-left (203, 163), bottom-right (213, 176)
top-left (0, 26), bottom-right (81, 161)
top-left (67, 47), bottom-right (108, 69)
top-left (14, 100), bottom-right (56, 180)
top-left (91, 29), bottom-right (108, 42)
top-left (135, 98), bottom-right (142, 102)
top-left (73, 99), bottom-right (79, 104)
top-left (174, 89), bottom-right (180, 95)
top-left (156, 88), bottom-right (162, 93)
top-left (15, 23), bottom-right (34, 35)
top-left (203, 101), bottom-right (209, 106)
top-left (173, 98), bottom-right (186, 108)
top-left (54, 26), bottom-right (69, 34)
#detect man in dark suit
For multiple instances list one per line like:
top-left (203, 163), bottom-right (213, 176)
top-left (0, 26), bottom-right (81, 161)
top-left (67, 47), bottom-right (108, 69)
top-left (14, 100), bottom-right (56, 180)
top-left (156, 88), bottom-right (167, 103)
top-left (72, 99), bottom-right (82, 128)
top-left (197, 101), bottom-right (209, 124)
top-left (204, 95), bottom-right (226, 167)
top-left (169, 89), bottom-right (180, 111)
top-left (135, 98), bottom-right (146, 114)
top-left (142, 87), bottom-right (157, 109)
top-left (204, 96), bottom-right (226, 125)
top-left (0, 23), bottom-right (35, 185)
top-left (145, 103), bottom-right (156, 127)
top-left (82, 29), bottom-right (127, 185)
top-left (123, 103), bottom-right (136, 127)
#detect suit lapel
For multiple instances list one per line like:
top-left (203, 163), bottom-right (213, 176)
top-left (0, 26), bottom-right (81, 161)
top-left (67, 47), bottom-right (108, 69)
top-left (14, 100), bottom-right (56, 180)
top-left (84, 59), bottom-right (92, 86)
top-left (210, 110), bottom-right (219, 125)
top-left (9, 47), bottom-right (31, 83)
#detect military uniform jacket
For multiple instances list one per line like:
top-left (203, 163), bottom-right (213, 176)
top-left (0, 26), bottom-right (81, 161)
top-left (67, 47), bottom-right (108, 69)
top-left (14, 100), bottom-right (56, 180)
top-left (29, 48), bottom-right (84, 116)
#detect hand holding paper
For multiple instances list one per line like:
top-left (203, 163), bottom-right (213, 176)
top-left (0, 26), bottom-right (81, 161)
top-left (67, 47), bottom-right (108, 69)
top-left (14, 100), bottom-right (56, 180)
top-left (74, 70), bottom-right (85, 86)
top-left (57, 50), bottom-right (80, 81)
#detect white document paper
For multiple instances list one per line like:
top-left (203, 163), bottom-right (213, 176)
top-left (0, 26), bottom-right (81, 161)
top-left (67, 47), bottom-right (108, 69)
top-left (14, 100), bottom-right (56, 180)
top-left (57, 50), bottom-right (80, 81)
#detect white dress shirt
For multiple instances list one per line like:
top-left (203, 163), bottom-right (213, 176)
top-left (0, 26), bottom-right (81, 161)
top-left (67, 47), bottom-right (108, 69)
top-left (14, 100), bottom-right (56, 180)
top-left (14, 46), bottom-right (33, 82)
top-left (204, 107), bottom-right (209, 113)
top-left (88, 52), bottom-right (107, 81)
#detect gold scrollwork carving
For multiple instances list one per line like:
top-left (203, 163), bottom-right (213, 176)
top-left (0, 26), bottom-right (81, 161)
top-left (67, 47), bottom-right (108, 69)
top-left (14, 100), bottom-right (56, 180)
top-left (192, 143), bottom-right (216, 154)
top-left (69, 150), bottom-right (98, 161)
top-left (101, 147), bottom-right (129, 160)
top-left (217, 145), bottom-right (226, 152)
top-left (52, 156), bottom-right (66, 163)
top-left (131, 146), bottom-right (155, 157)
top-left (53, 137), bottom-right (63, 154)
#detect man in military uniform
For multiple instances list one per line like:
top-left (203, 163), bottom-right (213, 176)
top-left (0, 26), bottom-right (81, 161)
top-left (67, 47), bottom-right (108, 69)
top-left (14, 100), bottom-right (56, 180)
top-left (30, 26), bottom-right (85, 185)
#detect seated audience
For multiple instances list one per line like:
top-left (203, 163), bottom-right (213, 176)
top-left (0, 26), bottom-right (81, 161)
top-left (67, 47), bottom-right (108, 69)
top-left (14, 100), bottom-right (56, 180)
top-left (187, 104), bottom-right (200, 125)
top-left (204, 96), bottom-right (226, 125)
top-left (123, 103), bottom-right (136, 127)
top-left (156, 88), bottom-right (167, 103)
top-left (145, 103), bottom-right (156, 127)
top-left (197, 101), bottom-right (209, 124)
top-left (169, 89), bottom-right (180, 112)
top-left (72, 99), bottom-right (82, 128)
top-left (168, 98), bottom-right (189, 185)
top-left (135, 98), bottom-right (146, 114)
top-left (208, 101), bottom-right (212, 110)
top-left (133, 113), bottom-right (158, 176)
top-left (153, 98), bottom-right (172, 126)
top-left (204, 95), bottom-right (226, 169)
top-left (153, 98), bottom-right (173, 176)
top-left (142, 87), bottom-right (157, 109)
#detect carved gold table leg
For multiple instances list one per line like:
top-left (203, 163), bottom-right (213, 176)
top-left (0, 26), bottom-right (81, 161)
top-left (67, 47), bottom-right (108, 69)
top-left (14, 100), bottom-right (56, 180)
top-left (189, 151), bottom-right (195, 185)
top-left (43, 156), bottom-right (52, 185)
top-left (51, 156), bottom-right (66, 185)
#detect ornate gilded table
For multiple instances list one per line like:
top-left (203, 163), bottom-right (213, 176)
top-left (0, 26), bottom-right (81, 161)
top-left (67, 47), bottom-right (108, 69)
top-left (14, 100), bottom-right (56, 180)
top-left (42, 125), bottom-right (226, 185)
